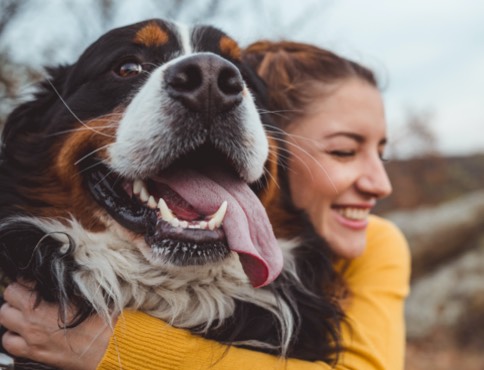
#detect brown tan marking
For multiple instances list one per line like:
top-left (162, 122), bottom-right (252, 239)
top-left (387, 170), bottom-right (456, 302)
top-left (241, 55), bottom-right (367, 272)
top-left (266, 194), bottom-right (306, 240)
top-left (134, 22), bottom-right (169, 47)
top-left (21, 115), bottom-right (119, 232)
top-left (259, 135), bottom-right (279, 208)
top-left (260, 135), bottom-right (306, 240)
top-left (219, 36), bottom-right (241, 60)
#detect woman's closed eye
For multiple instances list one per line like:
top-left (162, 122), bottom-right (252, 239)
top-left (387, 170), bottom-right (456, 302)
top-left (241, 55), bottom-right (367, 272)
top-left (329, 150), bottom-right (356, 158)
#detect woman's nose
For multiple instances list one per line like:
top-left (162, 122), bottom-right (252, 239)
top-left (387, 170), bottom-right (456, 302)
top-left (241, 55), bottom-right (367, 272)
top-left (356, 158), bottom-right (392, 199)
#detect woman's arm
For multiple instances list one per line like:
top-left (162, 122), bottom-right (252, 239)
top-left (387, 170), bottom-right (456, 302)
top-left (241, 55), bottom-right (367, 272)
top-left (100, 310), bottom-right (336, 370)
top-left (0, 289), bottom-right (333, 370)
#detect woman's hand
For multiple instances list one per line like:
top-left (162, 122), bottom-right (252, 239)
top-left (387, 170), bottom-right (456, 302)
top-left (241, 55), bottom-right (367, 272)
top-left (0, 282), bottom-right (115, 370)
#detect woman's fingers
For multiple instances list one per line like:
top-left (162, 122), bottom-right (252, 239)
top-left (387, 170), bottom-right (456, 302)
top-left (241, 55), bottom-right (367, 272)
top-left (3, 282), bottom-right (37, 312)
top-left (0, 282), bottom-right (114, 370)
top-left (0, 302), bottom-right (26, 335)
top-left (1, 330), bottom-right (29, 358)
top-left (0, 281), bottom-right (60, 357)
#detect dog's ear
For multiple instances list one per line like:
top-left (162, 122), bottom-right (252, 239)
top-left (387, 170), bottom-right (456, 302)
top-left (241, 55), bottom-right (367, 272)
top-left (236, 60), bottom-right (283, 209)
top-left (1, 65), bottom-right (71, 152)
top-left (236, 60), bottom-right (270, 111)
top-left (0, 220), bottom-right (91, 319)
top-left (0, 221), bottom-right (67, 288)
top-left (0, 65), bottom-right (71, 192)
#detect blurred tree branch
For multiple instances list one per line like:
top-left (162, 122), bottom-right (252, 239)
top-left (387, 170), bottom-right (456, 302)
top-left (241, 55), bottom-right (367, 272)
top-left (0, 0), bottom-right (26, 35)
top-left (0, 0), bottom-right (34, 129)
top-left (388, 108), bottom-right (440, 159)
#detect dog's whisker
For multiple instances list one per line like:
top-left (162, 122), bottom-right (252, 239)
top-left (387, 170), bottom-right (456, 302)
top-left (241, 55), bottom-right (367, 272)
top-left (268, 137), bottom-right (336, 190)
top-left (95, 168), bottom-right (116, 188)
top-left (46, 112), bottom-right (123, 138)
top-left (267, 147), bottom-right (300, 177)
top-left (262, 164), bottom-right (281, 190)
top-left (77, 161), bottom-right (106, 175)
top-left (142, 62), bottom-right (159, 69)
top-left (265, 124), bottom-right (327, 147)
top-left (258, 108), bottom-right (301, 115)
top-left (74, 144), bottom-right (112, 166)
top-left (48, 125), bottom-right (117, 138)
top-left (268, 142), bottom-right (292, 165)
top-left (46, 79), bottom-right (114, 138)
top-left (258, 108), bottom-right (303, 121)
top-left (263, 123), bottom-right (287, 134)
top-left (112, 173), bottom-right (124, 188)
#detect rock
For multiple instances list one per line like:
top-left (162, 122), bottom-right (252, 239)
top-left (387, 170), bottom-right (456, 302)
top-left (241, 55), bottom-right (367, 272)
top-left (384, 190), bottom-right (484, 344)
top-left (386, 190), bottom-right (484, 279)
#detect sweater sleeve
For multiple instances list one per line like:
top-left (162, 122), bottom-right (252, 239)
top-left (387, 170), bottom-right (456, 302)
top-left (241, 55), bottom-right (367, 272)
top-left (98, 310), bottom-right (335, 370)
top-left (97, 216), bottom-right (410, 370)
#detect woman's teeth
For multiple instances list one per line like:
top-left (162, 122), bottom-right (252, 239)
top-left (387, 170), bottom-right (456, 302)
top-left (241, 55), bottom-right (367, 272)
top-left (337, 207), bottom-right (370, 221)
top-left (132, 179), bottom-right (227, 231)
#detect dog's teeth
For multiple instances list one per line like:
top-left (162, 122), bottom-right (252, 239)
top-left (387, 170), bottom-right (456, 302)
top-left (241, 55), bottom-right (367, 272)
top-left (208, 201), bottom-right (227, 230)
top-left (171, 218), bottom-right (180, 228)
top-left (147, 196), bottom-right (157, 209)
top-left (133, 179), bottom-right (143, 195)
top-left (139, 186), bottom-right (149, 202)
top-left (157, 198), bottom-right (227, 230)
top-left (158, 198), bottom-right (175, 222)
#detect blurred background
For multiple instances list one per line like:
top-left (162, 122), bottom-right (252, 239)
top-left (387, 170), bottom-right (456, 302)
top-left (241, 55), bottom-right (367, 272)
top-left (0, 1), bottom-right (483, 369)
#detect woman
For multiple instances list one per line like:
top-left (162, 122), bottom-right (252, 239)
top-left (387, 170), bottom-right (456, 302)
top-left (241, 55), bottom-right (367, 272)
top-left (0, 41), bottom-right (410, 370)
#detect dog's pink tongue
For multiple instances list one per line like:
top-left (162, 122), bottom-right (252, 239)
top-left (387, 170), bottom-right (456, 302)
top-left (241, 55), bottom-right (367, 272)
top-left (161, 169), bottom-right (282, 288)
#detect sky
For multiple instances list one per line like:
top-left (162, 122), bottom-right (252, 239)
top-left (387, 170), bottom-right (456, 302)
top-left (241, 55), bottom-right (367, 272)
top-left (314, 1), bottom-right (484, 157)
top-left (2, 0), bottom-right (483, 157)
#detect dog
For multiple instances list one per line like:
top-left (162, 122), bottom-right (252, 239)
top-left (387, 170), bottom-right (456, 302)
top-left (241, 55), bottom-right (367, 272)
top-left (0, 19), bottom-right (341, 367)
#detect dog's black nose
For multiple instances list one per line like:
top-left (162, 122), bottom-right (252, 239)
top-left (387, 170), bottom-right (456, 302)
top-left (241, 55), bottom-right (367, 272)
top-left (164, 54), bottom-right (244, 115)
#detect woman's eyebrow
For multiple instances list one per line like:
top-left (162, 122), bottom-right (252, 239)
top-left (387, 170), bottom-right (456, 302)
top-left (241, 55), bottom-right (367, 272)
top-left (325, 132), bottom-right (388, 146)
top-left (324, 132), bottom-right (364, 143)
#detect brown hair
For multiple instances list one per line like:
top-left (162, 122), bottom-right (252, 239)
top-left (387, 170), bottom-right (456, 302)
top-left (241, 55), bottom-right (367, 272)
top-left (242, 40), bottom-right (377, 128)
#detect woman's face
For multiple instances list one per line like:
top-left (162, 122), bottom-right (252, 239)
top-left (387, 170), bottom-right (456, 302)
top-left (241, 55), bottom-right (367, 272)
top-left (286, 78), bottom-right (392, 259)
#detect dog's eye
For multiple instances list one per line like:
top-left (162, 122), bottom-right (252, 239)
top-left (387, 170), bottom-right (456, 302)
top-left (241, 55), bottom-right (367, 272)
top-left (116, 62), bottom-right (143, 78)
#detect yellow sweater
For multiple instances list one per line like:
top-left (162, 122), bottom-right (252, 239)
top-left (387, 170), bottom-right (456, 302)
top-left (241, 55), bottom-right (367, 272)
top-left (98, 216), bottom-right (410, 370)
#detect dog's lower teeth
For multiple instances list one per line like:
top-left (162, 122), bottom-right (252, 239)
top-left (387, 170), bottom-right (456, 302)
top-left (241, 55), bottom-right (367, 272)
top-left (148, 196), bottom-right (157, 209)
top-left (152, 240), bottom-right (230, 265)
top-left (135, 185), bottom-right (227, 231)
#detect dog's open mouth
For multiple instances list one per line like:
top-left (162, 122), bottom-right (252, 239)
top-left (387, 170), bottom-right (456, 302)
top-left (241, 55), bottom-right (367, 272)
top-left (84, 153), bottom-right (282, 288)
